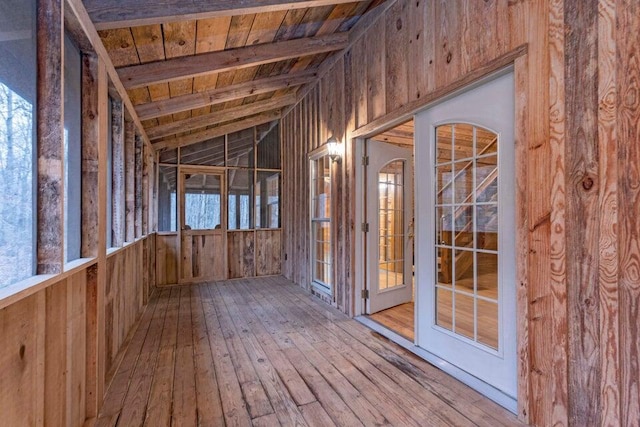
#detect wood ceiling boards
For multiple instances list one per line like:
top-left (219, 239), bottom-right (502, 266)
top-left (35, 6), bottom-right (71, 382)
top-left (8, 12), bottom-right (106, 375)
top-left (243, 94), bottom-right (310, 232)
top-left (89, 0), bottom-right (386, 150)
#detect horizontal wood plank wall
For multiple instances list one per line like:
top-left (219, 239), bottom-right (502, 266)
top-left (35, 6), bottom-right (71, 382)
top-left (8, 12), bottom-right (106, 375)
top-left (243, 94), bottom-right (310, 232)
top-left (280, 0), bottom-right (640, 424)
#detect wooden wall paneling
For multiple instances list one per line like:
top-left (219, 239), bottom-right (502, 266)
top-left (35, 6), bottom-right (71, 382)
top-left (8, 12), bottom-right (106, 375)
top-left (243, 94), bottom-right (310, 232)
top-left (125, 116), bottom-right (136, 242)
top-left (0, 294), bottom-right (39, 425)
top-left (343, 46), bottom-right (355, 316)
top-left (617, 0), bottom-right (640, 423)
top-left (508, 0), bottom-right (529, 48)
top-left (281, 115), bottom-right (287, 278)
top-left (549, 1), bottom-right (571, 426)
top-left (296, 100), bottom-right (303, 286)
top-left (407, 0), bottom-right (434, 102)
top-left (461, 0), bottom-right (500, 71)
top-left (44, 280), bottom-right (68, 425)
top-left (287, 112), bottom-right (295, 280)
top-left (135, 135), bottom-right (144, 238)
top-left (514, 55), bottom-right (531, 425)
top-left (37, 0), bottom-right (64, 274)
top-left (365, 24), bottom-right (385, 121)
top-left (67, 271), bottom-right (87, 427)
top-left (256, 230), bottom-right (282, 276)
top-left (85, 264), bottom-right (100, 418)
top-left (352, 38), bottom-right (368, 129)
top-left (104, 256), bottom-right (116, 377)
top-left (565, 0), bottom-right (602, 425)
top-left (181, 234), bottom-right (225, 282)
top-left (384, 0), bottom-right (409, 112)
top-left (228, 231), bottom-right (256, 279)
top-left (111, 99), bottom-right (126, 247)
top-left (434, 0), bottom-right (462, 88)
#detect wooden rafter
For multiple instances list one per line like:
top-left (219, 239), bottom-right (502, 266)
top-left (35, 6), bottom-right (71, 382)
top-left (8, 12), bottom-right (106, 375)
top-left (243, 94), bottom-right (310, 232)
top-left (154, 111), bottom-right (281, 150)
top-left (85, 0), bottom-right (368, 30)
top-left (146, 94), bottom-right (296, 140)
top-left (119, 33), bottom-right (348, 89)
top-left (136, 69), bottom-right (316, 120)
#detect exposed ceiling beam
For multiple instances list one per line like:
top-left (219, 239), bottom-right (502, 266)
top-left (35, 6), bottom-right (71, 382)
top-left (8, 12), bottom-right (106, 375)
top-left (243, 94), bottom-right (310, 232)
top-left (65, 0), bottom-right (153, 149)
top-left (136, 69), bottom-right (316, 121)
top-left (119, 33), bottom-right (348, 90)
top-left (154, 111), bottom-right (281, 150)
top-left (146, 94), bottom-right (296, 140)
top-left (85, 0), bottom-right (368, 30)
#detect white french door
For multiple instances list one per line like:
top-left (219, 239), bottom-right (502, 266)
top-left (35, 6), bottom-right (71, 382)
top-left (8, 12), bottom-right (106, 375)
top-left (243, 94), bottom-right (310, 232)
top-left (366, 140), bottom-right (414, 314)
top-left (415, 71), bottom-right (517, 398)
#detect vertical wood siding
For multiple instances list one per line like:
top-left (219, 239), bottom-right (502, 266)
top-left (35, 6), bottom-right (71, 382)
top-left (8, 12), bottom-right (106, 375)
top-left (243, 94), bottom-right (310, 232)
top-left (281, 0), bottom-right (640, 424)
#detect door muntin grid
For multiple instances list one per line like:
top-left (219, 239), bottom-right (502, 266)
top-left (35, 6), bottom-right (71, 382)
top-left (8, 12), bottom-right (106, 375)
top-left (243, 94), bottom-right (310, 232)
top-left (378, 160), bottom-right (405, 292)
top-left (434, 123), bottom-right (499, 351)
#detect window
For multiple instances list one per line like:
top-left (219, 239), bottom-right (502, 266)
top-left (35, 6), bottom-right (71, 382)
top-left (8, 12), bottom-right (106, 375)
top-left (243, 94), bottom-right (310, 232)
top-left (183, 173), bottom-right (222, 230)
top-left (310, 153), bottom-right (332, 291)
top-left (157, 166), bottom-right (177, 232)
top-left (256, 171), bottom-right (280, 229)
top-left (64, 33), bottom-right (82, 262)
top-left (0, 0), bottom-right (37, 288)
top-left (228, 169), bottom-right (253, 230)
top-left (106, 98), bottom-right (113, 248)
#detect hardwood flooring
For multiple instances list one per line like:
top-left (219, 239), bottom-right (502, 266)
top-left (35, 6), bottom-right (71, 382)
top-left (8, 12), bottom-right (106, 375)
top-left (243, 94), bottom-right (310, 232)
top-left (369, 302), bottom-right (415, 341)
top-left (95, 276), bottom-right (522, 426)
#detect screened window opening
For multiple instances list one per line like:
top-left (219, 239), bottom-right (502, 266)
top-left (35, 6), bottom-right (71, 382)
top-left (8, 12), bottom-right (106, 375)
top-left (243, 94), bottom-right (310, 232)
top-left (256, 171), bottom-right (280, 229)
top-left (64, 33), bottom-right (82, 263)
top-left (183, 173), bottom-right (221, 230)
top-left (0, 0), bottom-right (37, 288)
top-left (158, 166), bottom-right (177, 232)
top-left (228, 169), bottom-right (253, 230)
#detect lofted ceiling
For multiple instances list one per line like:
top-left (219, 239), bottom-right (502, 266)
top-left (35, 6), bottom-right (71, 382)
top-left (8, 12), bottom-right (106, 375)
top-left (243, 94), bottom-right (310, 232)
top-left (83, 0), bottom-right (387, 152)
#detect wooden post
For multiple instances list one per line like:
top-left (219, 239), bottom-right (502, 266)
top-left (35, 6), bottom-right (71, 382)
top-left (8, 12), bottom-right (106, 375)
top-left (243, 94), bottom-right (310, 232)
top-left (125, 115), bottom-right (135, 242)
top-left (81, 54), bottom-right (109, 419)
top-left (111, 98), bottom-right (125, 246)
top-left (142, 144), bottom-right (150, 236)
top-left (37, 0), bottom-right (64, 274)
top-left (135, 134), bottom-right (143, 238)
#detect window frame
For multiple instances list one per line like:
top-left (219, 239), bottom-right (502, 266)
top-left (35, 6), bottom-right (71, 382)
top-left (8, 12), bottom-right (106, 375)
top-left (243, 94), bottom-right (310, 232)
top-left (309, 146), bottom-right (333, 293)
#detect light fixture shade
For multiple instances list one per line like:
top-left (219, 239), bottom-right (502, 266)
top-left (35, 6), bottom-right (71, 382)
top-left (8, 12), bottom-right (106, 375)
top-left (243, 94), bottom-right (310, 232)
top-left (326, 136), bottom-right (342, 162)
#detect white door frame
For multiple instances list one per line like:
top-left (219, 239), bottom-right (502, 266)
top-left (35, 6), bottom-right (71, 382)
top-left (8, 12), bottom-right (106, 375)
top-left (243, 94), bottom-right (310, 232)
top-left (365, 140), bottom-right (414, 314)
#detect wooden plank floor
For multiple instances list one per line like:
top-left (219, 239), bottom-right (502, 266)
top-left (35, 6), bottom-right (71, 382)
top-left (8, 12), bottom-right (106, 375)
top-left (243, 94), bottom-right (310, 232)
top-left (369, 302), bottom-right (415, 341)
top-left (95, 276), bottom-right (523, 427)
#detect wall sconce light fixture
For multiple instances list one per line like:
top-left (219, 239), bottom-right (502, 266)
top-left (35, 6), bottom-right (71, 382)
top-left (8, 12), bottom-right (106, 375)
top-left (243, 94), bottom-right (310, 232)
top-left (326, 136), bottom-right (342, 163)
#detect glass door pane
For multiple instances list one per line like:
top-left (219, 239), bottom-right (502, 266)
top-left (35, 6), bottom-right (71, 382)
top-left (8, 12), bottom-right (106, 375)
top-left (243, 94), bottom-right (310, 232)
top-left (378, 161), bottom-right (405, 291)
top-left (434, 123), bottom-right (499, 350)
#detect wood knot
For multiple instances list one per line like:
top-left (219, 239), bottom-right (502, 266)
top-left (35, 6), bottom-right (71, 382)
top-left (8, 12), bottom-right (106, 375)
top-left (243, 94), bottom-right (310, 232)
top-left (582, 175), bottom-right (594, 191)
top-left (257, 358), bottom-right (265, 363)
top-left (120, 42), bottom-right (129, 49)
top-left (178, 40), bottom-right (186, 46)
top-left (446, 52), bottom-right (452, 63)
top-left (19, 344), bottom-right (25, 359)
top-left (396, 18), bottom-right (403, 31)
